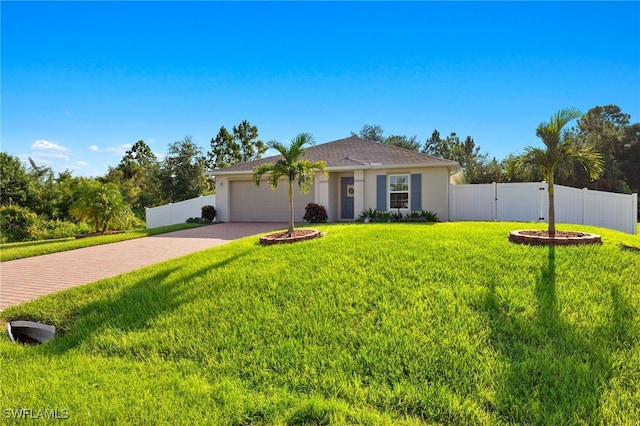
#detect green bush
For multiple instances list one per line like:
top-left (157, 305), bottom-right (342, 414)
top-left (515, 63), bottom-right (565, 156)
top-left (356, 209), bottom-right (438, 223)
top-left (125, 214), bottom-right (146, 230)
top-left (39, 220), bottom-right (92, 240)
top-left (201, 205), bottom-right (217, 221)
top-left (357, 208), bottom-right (378, 222)
top-left (0, 205), bottom-right (40, 242)
top-left (303, 203), bottom-right (328, 223)
top-left (186, 217), bottom-right (212, 224)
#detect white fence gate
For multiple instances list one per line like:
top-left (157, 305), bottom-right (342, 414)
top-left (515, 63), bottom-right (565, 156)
top-left (449, 182), bottom-right (637, 235)
top-left (145, 195), bottom-right (216, 229)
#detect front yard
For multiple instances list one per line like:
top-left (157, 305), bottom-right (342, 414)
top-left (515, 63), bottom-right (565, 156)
top-left (1, 222), bottom-right (638, 424)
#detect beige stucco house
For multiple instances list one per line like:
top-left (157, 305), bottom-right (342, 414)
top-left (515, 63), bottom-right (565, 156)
top-left (210, 136), bottom-right (460, 222)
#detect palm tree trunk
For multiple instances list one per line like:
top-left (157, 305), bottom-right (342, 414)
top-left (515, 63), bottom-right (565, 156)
top-left (548, 175), bottom-right (555, 236)
top-left (288, 180), bottom-right (294, 237)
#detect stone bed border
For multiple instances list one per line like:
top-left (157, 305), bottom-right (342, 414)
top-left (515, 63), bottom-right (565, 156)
top-left (259, 229), bottom-right (323, 245)
top-left (509, 230), bottom-right (602, 246)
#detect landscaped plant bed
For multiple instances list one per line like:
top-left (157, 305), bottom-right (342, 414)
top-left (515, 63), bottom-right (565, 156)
top-left (259, 229), bottom-right (323, 245)
top-left (75, 230), bottom-right (126, 239)
top-left (509, 229), bottom-right (602, 246)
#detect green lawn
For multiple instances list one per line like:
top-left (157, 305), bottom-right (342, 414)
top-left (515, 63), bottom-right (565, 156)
top-left (1, 222), bottom-right (638, 425)
top-left (0, 223), bottom-right (204, 261)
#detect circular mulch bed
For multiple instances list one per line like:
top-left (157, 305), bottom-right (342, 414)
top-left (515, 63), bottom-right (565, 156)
top-left (259, 229), bottom-right (323, 245)
top-left (509, 229), bottom-right (602, 246)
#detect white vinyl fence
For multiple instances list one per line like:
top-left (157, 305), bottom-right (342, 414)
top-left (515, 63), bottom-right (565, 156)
top-left (449, 182), bottom-right (637, 235)
top-left (145, 195), bottom-right (216, 229)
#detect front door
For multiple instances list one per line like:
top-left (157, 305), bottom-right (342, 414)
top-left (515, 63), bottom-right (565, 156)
top-left (341, 177), bottom-right (355, 220)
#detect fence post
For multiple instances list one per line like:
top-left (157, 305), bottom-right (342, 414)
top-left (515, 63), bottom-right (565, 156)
top-left (492, 182), bottom-right (497, 221)
top-left (633, 193), bottom-right (638, 235)
top-left (582, 188), bottom-right (588, 226)
top-left (539, 182), bottom-right (545, 222)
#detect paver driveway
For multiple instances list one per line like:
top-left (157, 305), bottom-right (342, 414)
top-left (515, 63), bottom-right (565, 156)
top-left (0, 223), bottom-right (284, 310)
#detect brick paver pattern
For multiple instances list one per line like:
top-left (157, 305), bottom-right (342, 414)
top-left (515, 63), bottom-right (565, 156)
top-left (0, 223), bottom-right (284, 310)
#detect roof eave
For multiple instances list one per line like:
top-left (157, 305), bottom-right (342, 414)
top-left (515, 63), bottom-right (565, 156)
top-left (209, 161), bottom-right (460, 177)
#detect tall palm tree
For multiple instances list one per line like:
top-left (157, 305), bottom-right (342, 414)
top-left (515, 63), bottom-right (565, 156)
top-left (253, 133), bottom-right (327, 236)
top-left (518, 108), bottom-right (604, 235)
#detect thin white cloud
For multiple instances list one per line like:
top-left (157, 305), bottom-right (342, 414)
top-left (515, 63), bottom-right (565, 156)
top-left (34, 152), bottom-right (70, 160)
top-left (30, 140), bottom-right (70, 161)
top-left (89, 145), bottom-right (100, 152)
top-left (22, 155), bottom-right (54, 167)
top-left (105, 144), bottom-right (132, 157)
top-left (31, 140), bottom-right (69, 152)
top-left (76, 161), bottom-right (88, 166)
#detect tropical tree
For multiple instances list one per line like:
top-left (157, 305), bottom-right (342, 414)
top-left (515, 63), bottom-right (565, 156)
top-left (566, 104), bottom-right (635, 192)
top-left (517, 108), bottom-right (604, 235)
top-left (351, 124), bottom-right (385, 142)
top-left (385, 134), bottom-right (421, 151)
top-left (104, 140), bottom-right (162, 218)
top-left (252, 133), bottom-right (327, 237)
top-left (233, 120), bottom-right (266, 163)
top-left (207, 126), bottom-right (240, 170)
top-left (0, 152), bottom-right (30, 206)
top-left (158, 136), bottom-right (210, 203)
top-left (69, 180), bottom-right (132, 233)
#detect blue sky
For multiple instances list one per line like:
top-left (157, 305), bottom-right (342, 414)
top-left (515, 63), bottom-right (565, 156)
top-left (2, 1), bottom-right (639, 177)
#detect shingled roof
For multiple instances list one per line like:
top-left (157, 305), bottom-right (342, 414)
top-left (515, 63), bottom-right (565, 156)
top-left (211, 136), bottom-right (459, 174)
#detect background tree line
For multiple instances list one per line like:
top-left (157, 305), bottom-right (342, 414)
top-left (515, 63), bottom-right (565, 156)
top-left (1, 107), bottom-right (638, 242)
top-left (352, 104), bottom-right (639, 193)
top-left (0, 120), bottom-right (266, 242)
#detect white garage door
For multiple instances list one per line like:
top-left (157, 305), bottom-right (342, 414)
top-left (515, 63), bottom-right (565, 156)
top-left (229, 180), bottom-right (314, 222)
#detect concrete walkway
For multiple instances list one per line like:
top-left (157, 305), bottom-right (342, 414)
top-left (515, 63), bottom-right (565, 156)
top-left (0, 223), bottom-right (284, 310)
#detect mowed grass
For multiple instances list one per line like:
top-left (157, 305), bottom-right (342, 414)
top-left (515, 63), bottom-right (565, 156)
top-left (0, 223), bottom-right (203, 261)
top-left (1, 222), bottom-right (638, 425)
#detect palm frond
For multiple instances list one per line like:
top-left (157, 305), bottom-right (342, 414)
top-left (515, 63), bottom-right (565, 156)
top-left (517, 147), bottom-right (551, 176)
top-left (267, 141), bottom-right (288, 157)
top-left (568, 144), bottom-right (604, 181)
top-left (536, 107), bottom-right (583, 149)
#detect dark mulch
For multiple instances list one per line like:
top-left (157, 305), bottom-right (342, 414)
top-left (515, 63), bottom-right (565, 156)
top-left (518, 230), bottom-right (589, 238)
top-left (75, 230), bottom-right (126, 239)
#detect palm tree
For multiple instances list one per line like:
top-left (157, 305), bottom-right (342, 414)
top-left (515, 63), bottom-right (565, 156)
top-left (252, 133), bottom-right (327, 236)
top-left (518, 108), bottom-right (604, 235)
top-left (69, 180), bottom-right (132, 233)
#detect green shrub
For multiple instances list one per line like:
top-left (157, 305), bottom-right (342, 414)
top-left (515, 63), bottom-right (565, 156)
top-left (186, 217), bottom-right (211, 224)
top-left (419, 210), bottom-right (438, 222)
top-left (201, 205), bottom-right (217, 221)
top-left (0, 205), bottom-right (40, 242)
top-left (40, 220), bottom-right (92, 240)
top-left (357, 208), bottom-right (378, 222)
top-left (356, 209), bottom-right (438, 223)
top-left (303, 203), bottom-right (328, 223)
top-left (126, 214), bottom-right (146, 230)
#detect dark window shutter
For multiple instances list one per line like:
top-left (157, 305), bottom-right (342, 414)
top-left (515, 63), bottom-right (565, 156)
top-left (376, 175), bottom-right (387, 211)
top-left (410, 174), bottom-right (422, 211)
